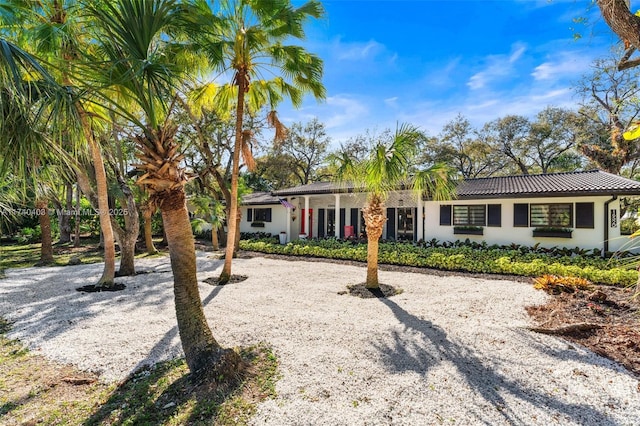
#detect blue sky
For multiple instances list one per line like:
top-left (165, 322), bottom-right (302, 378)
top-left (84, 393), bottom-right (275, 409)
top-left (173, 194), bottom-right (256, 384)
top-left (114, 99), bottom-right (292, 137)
top-left (277, 0), bottom-right (620, 148)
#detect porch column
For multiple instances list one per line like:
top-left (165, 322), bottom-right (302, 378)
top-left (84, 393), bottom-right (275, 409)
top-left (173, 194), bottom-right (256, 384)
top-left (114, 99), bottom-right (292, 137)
top-left (417, 198), bottom-right (424, 241)
top-left (304, 195), bottom-right (310, 236)
top-left (334, 194), bottom-right (341, 238)
top-left (286, 200), bottom-right (291, 242)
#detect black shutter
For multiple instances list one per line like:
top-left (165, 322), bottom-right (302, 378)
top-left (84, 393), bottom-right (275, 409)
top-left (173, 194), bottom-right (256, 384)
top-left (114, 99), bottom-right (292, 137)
top-left (487, 204), bottom-right (501, 227)
top-left (266, 208), bottom-right (272, 222)
top-left (386, 207), bottom-right (396, 240)
top-left (440, 205), bottom-right (452, 226)
top-left (413, 208), bottom-right (418, 241)
top-left (514, 203), bottom-right (529, 227)
top-left (247, 208), bottom-right (253, 222)
top-left (339, 208), bottom-right (346, 238)
top-left (350, 208), bottom-right (359, 236)
top-left (575, 202), bottom-right (594, 228)
top-left (317, 209), bottom-right (325, 238)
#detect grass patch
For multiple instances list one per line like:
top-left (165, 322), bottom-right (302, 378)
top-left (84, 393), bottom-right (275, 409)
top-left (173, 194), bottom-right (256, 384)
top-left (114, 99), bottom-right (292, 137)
top-left (0, 239), bottom-right (169, 271)
top-left (0, 317), bottom-right (279, 425)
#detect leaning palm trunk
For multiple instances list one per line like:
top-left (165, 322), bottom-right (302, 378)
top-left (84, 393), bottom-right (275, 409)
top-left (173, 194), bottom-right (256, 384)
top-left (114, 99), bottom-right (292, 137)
top-left (81, 113), bottom-right (116, 287)
top-left (220, 72), bottom-right (247, 284)
top-left (161, 189), bottom-right (241, 375)
top-left (136, 126), bottom-right (241, 376)
top-left (363, 196), bottom-right (386, 289)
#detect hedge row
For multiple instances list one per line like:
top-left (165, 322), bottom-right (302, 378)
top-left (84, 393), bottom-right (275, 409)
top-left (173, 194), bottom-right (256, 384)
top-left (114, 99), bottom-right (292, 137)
top-left (239, 239), bottom-right (638, 286)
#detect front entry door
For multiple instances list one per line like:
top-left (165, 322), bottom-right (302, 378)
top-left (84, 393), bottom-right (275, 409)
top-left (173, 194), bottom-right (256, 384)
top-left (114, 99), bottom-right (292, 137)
top-left (397, 208), bottom-right (414, 241)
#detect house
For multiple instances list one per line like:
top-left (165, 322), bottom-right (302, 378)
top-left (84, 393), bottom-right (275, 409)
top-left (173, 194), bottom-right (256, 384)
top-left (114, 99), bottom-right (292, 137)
top-left (240, 170), bottom-right (640, 253)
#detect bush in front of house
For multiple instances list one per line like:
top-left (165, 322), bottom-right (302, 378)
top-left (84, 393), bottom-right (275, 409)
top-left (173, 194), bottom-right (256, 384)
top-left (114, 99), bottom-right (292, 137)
top-left (238, 238), bottom-right (638, 286)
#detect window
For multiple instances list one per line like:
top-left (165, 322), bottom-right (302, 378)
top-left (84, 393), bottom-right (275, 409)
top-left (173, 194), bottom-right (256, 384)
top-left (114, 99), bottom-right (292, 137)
top-left (530, 203), bottom-right (572, 227)
top-left (253, 208), bottom-right (272, 222)
top-left (453, 205), bottom-right (486, 226)
top-left (487, 204), bottom-right (501, 227)
top-left (440, 205), bottom-right (452, 226)
top-left (514, 204), bottom-right (529, 227)
top-left (575, 202), bottom-right (594, 229)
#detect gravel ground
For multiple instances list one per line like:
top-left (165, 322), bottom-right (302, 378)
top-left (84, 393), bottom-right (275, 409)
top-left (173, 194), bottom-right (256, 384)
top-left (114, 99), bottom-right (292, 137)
top-left (0, 252), bottom-right (639, 425)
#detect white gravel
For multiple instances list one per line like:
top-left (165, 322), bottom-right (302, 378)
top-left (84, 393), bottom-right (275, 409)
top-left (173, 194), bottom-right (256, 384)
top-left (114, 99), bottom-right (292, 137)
top-left (0, 252), bottom-right (638, 425)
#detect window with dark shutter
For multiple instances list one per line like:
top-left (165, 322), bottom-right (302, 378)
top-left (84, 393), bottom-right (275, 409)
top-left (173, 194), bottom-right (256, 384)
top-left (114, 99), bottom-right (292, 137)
top-left (575, 202), bottom-right (594, 229)
top-left (514, 204), bottom-right (529, 227)
top-left (386, 207), bottom-right (396, 239)
top-left (487, 204), bottom-right (501, 227)
top-left (247, 208), bottom-right (253, 222)
top-left (254, 208), bottom-right (272, 222)
top-left (440, 205), bottom-right (452, 226)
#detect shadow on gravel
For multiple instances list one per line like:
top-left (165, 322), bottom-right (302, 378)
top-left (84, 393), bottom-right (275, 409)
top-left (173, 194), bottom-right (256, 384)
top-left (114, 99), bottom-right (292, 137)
top-left (130, 284), bottom-right (228, 374)
top-left (375, 298), bottom-right (617, 425)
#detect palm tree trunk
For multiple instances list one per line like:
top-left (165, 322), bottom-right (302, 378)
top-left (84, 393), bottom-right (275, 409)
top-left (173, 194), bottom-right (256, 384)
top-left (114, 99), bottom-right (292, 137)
top-left (220, 71), bottom-right (247, 284)
top-left (363, 196), bottom-right (386, 289)
top-left (212, 225), bottom-right (219, 251)
top-left (143, 203), bottom-right (158, 254)
top-left (160, 188), bottom-right (241, 375)
top-left (86, 133), bottom-right (116, 287)
top-left (36, 198), bottom-right (54, 264)
top-left (58, 182), bottom-right (73, 244)
top-left (74, 182), bottom-right (80, 247)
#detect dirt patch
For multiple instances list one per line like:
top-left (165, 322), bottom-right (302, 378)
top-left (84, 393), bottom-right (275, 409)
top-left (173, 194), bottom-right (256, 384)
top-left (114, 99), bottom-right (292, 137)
top-left (75, 283), bottom-right (126, 293)
top-left (343, 283), bottom-right (403, 299)
top-left (204, 275), bottom-right (248, 286)
top-left (526, 286), bottom-right (640, 377)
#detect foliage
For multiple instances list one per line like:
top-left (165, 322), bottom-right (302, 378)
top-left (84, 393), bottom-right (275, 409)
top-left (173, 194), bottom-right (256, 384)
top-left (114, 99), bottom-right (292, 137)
top-left (239, 238), bottom-right (638, 286)
top-left (0, 317), bottom-right (279, 425)
top-left (533, 274), bottom-right (594, 294)
top-left (620, 217), bottom-right (640, 235)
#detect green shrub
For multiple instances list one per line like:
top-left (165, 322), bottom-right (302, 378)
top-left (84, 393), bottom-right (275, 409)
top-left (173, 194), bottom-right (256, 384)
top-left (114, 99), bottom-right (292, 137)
top-left (239, 239), bottom-right (638, 286)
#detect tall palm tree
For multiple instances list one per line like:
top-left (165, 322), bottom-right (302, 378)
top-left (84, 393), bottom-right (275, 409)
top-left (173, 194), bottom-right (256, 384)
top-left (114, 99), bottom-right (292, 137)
top-left (0, 38), bottom-right (80, 264)
top-left (2, 0), bottom-right (118, 283)
top-left (193, 0), bottom-right (326, 284)
top-left (333, 124), bottom-right (456, 289)
top-left (84, 0), bottom-right (240, 376)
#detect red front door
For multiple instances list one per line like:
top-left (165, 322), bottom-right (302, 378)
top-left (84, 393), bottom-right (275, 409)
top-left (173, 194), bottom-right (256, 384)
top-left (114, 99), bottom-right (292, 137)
top-left (301, 208), bottom-right (313, 238)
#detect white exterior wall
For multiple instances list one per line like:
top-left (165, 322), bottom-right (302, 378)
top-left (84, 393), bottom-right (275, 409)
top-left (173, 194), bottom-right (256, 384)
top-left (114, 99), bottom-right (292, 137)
top-left (241, 193), bottom-right (637, 254)
top-left (424, 196), bottom-right (624, 252)
top-left (239, 204), bottom-right (288, 237)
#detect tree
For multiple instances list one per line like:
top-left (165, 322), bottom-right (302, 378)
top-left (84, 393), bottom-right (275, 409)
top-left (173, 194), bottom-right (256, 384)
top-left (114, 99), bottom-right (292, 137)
top-left (596, 0), bottom-right (640, 71)
top-left (85, 0), bottom-right (240, 377)
top-left (0, 37), bottom-right (80, 264)
top-left (480, 115), bottom-right (532, 175)
top-left (195, 0), bottom-right (326, 284)
top-left (527, 107), bottom-right (586, 173)
top-left (332, 124), bottom-right (455, 290)
top-left (575, 55), bottom-right (640, 174)
top-left (6, 0), bottom-right (118, 283)
top-left (421, 114), bottom-right (504, 178)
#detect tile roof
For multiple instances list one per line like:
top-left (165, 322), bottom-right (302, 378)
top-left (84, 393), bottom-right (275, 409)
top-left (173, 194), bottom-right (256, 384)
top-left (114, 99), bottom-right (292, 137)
top-left (272, 181), bottom-right (352, 196)
top-left (260, 170), bottom-right (640, 201)
top-left (455, 169), bottom-right (640, 199)
top-left (242, 191), bottom-right (282, 205)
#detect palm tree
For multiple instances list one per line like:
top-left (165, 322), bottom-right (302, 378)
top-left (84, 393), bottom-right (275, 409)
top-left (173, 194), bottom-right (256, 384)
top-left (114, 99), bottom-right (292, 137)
top-left (193, 0), bottom-right (326, 284)
top-left (84, 0), bottom-right (240, 376)
top-left (3, 0), bottom-right (118, 284)
top-left (191, 195), bottom-right (225, 250)
top-left (333, 124), bottom-right (456, 289)
top-left (0, 38), bottom-right (80, 265)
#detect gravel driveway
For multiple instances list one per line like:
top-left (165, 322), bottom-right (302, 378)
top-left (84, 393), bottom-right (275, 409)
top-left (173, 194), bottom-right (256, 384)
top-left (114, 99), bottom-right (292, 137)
top-left (0, 252), bottom-right (638, 425)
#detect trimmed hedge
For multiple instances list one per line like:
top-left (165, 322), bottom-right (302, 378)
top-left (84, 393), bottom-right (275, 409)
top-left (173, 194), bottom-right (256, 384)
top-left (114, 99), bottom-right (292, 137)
top-left (239, 239), bottom-right (638, 286)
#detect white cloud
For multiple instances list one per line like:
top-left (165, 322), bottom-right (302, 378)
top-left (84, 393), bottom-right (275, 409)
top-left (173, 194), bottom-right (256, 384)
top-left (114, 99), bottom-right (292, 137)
top-left (467, 43), bottom-right (527, 90)
top-left (532, 51), bottom-right (592, 81)
top-left (336, 39), bottom-right (385, 61)
top-left (384, 97), bottom-right (399, 108)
